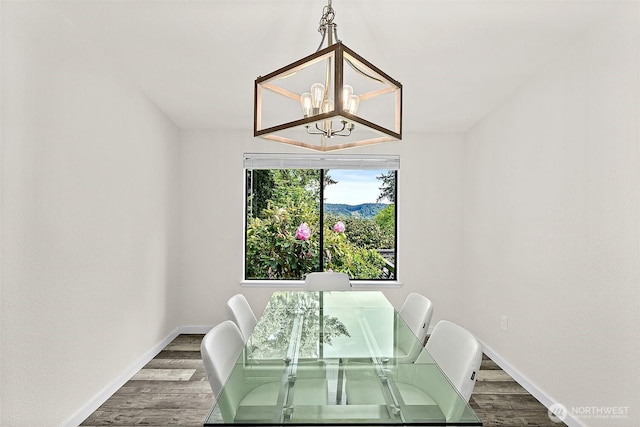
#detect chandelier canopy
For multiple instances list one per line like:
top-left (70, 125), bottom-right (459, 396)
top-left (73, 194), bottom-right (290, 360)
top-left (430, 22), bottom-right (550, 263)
top-left (254, 0), bottom-right (402, 152)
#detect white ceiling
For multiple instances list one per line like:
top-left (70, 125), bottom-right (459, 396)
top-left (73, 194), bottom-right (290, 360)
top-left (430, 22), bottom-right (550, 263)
top-left (51, 0), bottom-right (617, 133)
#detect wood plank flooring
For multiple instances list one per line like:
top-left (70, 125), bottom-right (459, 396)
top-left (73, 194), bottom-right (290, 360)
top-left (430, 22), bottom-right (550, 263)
top-left (80, 334), bottom-right (565, 427)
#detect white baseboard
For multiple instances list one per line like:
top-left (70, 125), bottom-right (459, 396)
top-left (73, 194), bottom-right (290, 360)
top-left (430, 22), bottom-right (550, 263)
top-left (478, 340), bottom-right (585, 427)
top-left (178, 325), bottom-right (214, 334)
top-left (62, 325), bottom-right (213, 427)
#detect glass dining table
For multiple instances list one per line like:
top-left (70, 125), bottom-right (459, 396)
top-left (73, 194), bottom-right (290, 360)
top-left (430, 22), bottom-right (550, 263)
top-left (204, 291), bottom-right (482, 426)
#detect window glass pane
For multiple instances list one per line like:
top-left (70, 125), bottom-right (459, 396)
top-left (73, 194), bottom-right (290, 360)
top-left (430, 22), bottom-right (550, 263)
top-left (246, 169), bottom-right (321, 280)
top-left (323, 170), bottom-right (396, 280)
top-left (245, 168), bottom-right (396, 281)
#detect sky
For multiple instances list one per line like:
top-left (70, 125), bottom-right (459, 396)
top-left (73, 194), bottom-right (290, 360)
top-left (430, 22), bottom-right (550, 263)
top-left (323, 169), bottom-right (390, 205)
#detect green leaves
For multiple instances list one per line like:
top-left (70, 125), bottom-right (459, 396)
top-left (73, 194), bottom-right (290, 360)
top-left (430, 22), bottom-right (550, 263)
top-left (246, 169), bottom-right (395, 280)
top-left (246, 202), bottom-right (320, 279)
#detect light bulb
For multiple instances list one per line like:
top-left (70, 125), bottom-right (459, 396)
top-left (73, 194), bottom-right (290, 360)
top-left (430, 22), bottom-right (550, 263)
top-left (322, 99), bottom-right (334, 133)
top-left (310, 83), bottom-right (325, 109)
top-left (342, 85), bottom-right (354, 110)
top-left (322, 99), bottom-right (334, 113)
top-left (347, 95), bottom-right (360, 115)
top-left (300, 93), bottom-right (312, 117)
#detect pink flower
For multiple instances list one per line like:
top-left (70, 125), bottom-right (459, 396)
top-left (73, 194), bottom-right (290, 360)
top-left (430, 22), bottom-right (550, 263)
top-left (333, 221), bottom-right (345, 233)
top-left (295, 223), bottom-right (311, 241)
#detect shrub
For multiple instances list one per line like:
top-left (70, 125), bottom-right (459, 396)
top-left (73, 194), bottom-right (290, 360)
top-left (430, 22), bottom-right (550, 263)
top-left (247, 206), bottom-right (388, 280)
top-left (325, 214), bottom-right (394, 250)
top-left (246, 202), bottom-right (320, 280)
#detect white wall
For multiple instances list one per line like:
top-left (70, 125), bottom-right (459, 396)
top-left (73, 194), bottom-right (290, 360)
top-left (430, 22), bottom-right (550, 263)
top-left (178, 130), bottom-right (465, 327)
top-left (1, 2), bottom-right (180, 425)
top-left (4, 2), bottom-right (637, 425)
top-left (463, 6), bottom-right (640, 426)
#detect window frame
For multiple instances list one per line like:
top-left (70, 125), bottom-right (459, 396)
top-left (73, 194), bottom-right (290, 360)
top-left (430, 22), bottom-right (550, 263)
top-left (242, 153), bottom-right (400, 286)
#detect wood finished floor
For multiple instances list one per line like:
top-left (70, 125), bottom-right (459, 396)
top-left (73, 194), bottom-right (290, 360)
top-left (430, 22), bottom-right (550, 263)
top-left (80, 334), bottom-right (565, 427)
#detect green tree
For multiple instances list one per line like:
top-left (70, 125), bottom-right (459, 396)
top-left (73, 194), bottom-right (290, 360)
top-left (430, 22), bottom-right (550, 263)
top-left (246, 169), bottom-right (274, 218)
top-left (376, 171), bottom-right (396, 203)
top-left (323, 224), bottom-right (387, 279)
top-left (248, 169), bottom-right (341, 219)
top-left (247, 169), bottom-right (321, 219)
top-left (326, 214), bottom-right (394, 250)
top-left (374, 204), bottom-right (395, 237)
top-left (246, 169), bottom-right (392, 280)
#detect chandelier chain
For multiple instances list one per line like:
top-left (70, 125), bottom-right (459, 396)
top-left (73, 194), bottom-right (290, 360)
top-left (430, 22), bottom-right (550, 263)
top-left (318, 1), bottom-right (335, 33)
top-left (316, 0), bottom-right (339, 51)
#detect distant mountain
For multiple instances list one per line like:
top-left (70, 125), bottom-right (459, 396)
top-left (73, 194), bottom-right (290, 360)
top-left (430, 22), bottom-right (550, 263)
top-left (324, 203), bottom-right (388, 219)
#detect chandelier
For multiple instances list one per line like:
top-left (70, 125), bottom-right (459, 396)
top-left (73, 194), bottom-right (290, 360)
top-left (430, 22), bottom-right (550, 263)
top-left (254, 0), bottom-right (402, 152)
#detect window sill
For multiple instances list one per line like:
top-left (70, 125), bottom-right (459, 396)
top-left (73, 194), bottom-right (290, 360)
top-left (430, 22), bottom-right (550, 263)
top-left (240, 280), bottom-right (403, 289)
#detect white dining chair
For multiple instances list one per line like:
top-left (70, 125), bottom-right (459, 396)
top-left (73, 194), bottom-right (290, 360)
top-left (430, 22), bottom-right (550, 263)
top-left (424, 320), bottom-right (483, 402)
top-left (201, 320), bottom-right (245, 400)
top-left (226, 294), bottom-right (257, 343)
top-left (394, 293), bottom-right (433, 362)
top-left (304, 271), bottom-right (351, 291)
top-left (399, 293), bottom-right (433, 345)
top-left (201, 320), bottom-right (329, 423)
top-left (345, 320), bottom-right (482, 421)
